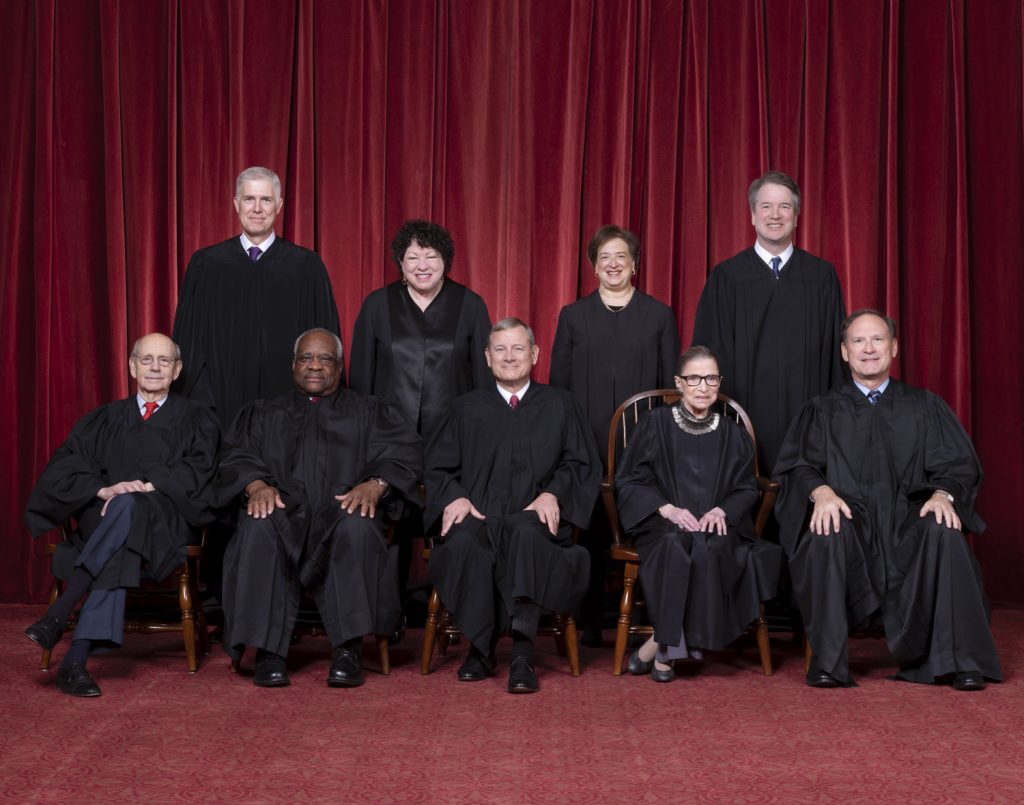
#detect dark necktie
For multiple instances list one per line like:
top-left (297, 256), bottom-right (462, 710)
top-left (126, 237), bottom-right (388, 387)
top-left (770, 256), bottom-right (781, 279)
top-left (142, 401), bottom-right (159, 420)
top-left (509, 394), bottom-right (519, 409)
top-left (867, 390), bottom-right (881, 405)
top-left (248, 246), bottom-right (262, 262)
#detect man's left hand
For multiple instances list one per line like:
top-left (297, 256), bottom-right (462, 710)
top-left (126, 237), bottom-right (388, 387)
top-left (336, 480), bottom-right (387, 519)
top-left (920, 492), bottom-right (961, 531)
top-left (525, 492), bottom-right (561, 536)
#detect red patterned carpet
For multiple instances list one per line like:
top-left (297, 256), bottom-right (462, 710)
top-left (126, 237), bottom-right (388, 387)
top-left (2, 604), bottom-right (1021, 804)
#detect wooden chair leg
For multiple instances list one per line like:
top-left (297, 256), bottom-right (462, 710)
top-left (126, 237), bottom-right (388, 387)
top-left (421, 586), bottom-right (442, 674)
top-left (803, 635), bottom-right (812, 673)
top-left (563, 614), bottom-right (581, 677)
top-left (756, 602), bottom-right (773, 676)
top-left (376, 635), bottom-right (390, 675)
top-left (178, 563), bottom-right (198, 673)
top-left (40, 578), bottom-right (61, 672)
top-left (552, 613), bottom-right (568, 658)
top-left (614, 562), bottom-right (639, 675)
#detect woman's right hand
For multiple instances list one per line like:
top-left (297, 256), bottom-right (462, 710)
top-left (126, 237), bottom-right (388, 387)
top-left (658, 503), bottom-right (700, 531)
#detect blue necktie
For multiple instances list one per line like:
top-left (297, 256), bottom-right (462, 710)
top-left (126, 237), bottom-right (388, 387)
top-left (867, 390), bottom-right (881, 405)
top-left (770, 256), bottom-right (781, 279)
top-left (248, 246), bottom-right (262, 262)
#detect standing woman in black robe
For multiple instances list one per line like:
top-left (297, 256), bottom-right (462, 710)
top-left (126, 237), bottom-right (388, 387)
top-left (615, 346), bottom-right (781, 682)
top-left (549, 224), bottom-right (680, 644)
top-left (348, 220), bottom-right (492, 621)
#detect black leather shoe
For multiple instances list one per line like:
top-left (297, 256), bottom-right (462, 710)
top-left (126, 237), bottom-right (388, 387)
top-left (253, 652), bottom-right (290, 688)
top-left (627, 650), bottom-right (654, 676)
top-left (507, 655), bottom-right (539, 693)
top-left (25, 614), bottom-right (65, 651)
top-left (457, 651), bottom-right (495, 682)
top-left (651, 662), bottom-right (675, 683)
top-left (56, 663), bottom-right (101, 697)
top-left (805, 669), bottom-right (842, 688)
top-left (327, 646), bottom-right (364, 688)
top-left (952, 670), bottom-right (986, 691)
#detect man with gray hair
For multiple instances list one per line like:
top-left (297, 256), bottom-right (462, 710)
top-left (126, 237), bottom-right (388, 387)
top-left (172, 166), bottom-right (339, 429)
top-left (24, 333), bottom-right (220, 696)
top-left (425, 318), bottom-right (600, 693)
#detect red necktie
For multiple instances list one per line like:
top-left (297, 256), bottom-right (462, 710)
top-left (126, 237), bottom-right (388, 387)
top-left (142, 401), bottom-right (159, 420)
top-left (510, 394), bottom-right (519, 409)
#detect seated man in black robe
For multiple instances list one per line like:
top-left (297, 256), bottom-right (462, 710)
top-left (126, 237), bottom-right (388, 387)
top-left (775, 309), bottom-right (1001, 690)
top-left (425, 318), bottom-right (600, 693)
top-left (24, 333), bottom-right (220, 697)
top-left (217, 328), bottom-right (422, 688)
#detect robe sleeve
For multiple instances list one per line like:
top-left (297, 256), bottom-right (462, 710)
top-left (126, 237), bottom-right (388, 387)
top-left (359, 398), bottom-right (424, 509)
top-left (822, 266), bottom-right (848, 390)
top-left (715, 423), bottom-right (760, 527)
top-left (540, 394), bottom-right (601, 529)
top-left (614, 412), bottom-right (669, 531)
top-left (144, 405), bottom-right (221, 527)
top-left (773, 400), bottom-right (830, 554)
top-left (656, 304), bottom-right (681, 387)
top-left (423, 404), bottom-right (472, 530)
top-left (347, 295), bottom-right (380, 395)
top-left (548, 306), bottom-right (573, 389)
top-left (24, 407), bottom-right (112, 537)
top-left (215, 401), bottom-right (277, 506)
top-left (170, 250), bottom-right (209, 401)
top-left (691, 265), bottom-right (736, 390)
top-left (468, 294), bottom-right (493, 390)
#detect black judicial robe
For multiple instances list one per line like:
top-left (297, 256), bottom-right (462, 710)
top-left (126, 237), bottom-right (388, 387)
top-left (616, 408), bottom-right (781, 650)
top-left (774, 381), bottom-right (1001, 683)
top-left (172, 237), bottom-right (340, 427)
top-left (424, 384), bottom-right (601, 649)
top-left (217, 388), bottom-right (423, 570)
top-left (24, 394), bottom-right (220, 588)
top-left (550, 289), bottom-right (679, 464)
top-left (691, 247), bottom-right (846, 473)
top-left (348, 279), bottom-right (491, 439)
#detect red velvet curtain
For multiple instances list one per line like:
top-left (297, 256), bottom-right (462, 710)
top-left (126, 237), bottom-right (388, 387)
top-left (3, 0), bottom-right (1022, 605)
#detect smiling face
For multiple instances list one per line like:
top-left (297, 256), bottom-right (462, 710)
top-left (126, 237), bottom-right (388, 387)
top-left (129, 333), bottom-right (182, 400)
top-left (593, 237), bottom-right (635, 293)
top-left (292, 331), bottom-right (343, 396)
top-left (234, 179), bottom-right (283, 244)
top-left (485, 326), bottom-right (539, 391)
top-left (750, 182), bottom-right (798, 254)
top-left (841, 313), bottom-right (898, 388)
top-left (401, 240), bottom-right (446, 297)
top-left (674, 355), bottom-right (720, 418)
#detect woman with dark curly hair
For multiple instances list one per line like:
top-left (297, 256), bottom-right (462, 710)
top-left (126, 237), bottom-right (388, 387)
top-left (348, 219), bottom-right (492, 440)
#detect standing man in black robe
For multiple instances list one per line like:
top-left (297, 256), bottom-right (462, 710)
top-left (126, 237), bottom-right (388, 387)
top-left (217, 328), bottom-right (422, 688)
top-left (24, 333), bottom-right (220, 696)
top-left (692, 171), bottom-right (846, 475)
top-left (775, 310), bottom-right (1000, 690)
top-left (425, 318), bottom-right (600, 693)
top-left (172, 166), bottom-right (340, 601)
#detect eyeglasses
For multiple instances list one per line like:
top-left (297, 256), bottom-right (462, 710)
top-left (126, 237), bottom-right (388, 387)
top-left (678, 374), bottom-right (722, 387)
top-left (132, 354), bottom-right (178, 367)
top-left (295, 353), bottom-right (340, 367)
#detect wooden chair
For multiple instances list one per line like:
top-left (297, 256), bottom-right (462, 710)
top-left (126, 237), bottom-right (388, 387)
top-left (40, 521), bottom-right (208, 673)
top-left (601, 390), bottom-right (779, 676)
top-left (419, 542), bottom-right (582, 677)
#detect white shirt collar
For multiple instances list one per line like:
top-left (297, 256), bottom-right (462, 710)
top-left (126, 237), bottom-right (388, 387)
top-left (496, 380), bottom-right (530, 405)
top-left (240, 232), bottom-right (276, 255)
top-left (853, 378), bottom-right (890, 397)
top-left (753, 241), bottom-right (794, 271)
top-left (136, 393), bottom-right (168, 414)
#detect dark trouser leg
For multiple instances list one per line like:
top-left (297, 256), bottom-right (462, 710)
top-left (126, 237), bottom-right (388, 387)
top-left (636, 524), bottom-right (693, 652)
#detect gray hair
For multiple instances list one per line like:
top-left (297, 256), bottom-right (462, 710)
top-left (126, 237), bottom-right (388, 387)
top-left (130, 333), bottom-right (181, 361)
top-left (748, 170), bottom-right (801, 215)
top-left (294, 328), bottom-right (344, 359)
top-left (235, 166), bottom-right (281, 200)
top-left (841, 309), bottom-right (897, 342)
top-left (488, 317), bottom-right (536, 350)
top-left (676, 345), bottom-right (718, 377)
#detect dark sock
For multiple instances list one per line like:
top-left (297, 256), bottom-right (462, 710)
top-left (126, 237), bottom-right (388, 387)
top-left (61, 638), bottom-right (92, 669)
top-left (49, 568), bottom-right (94, 624)
top-left (255, 648), bottom-right (285, 665)
top-left (342, 636), bottom-right (361, 649)
top-left (511, 630), bottom-right (534, 661)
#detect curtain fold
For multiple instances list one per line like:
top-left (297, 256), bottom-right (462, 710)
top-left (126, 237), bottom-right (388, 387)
top-left (3, 0), bottom-right (1022, 605)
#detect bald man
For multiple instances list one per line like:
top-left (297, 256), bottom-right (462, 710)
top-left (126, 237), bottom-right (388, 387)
top-left (25, 334), bottom-right (221, 696)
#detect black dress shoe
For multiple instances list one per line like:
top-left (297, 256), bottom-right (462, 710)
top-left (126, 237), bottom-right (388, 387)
top-left (805, 669), bottom-right (842, 688)
top-left (327, 646), bottom-right (364, 688)
top-left (507, 655), bottom-right (539, 694)
top-left (651, 662), bottom-right (675, 683)
top-left (253, 652), bottom-right (290, 688)
top-left (457, 651), bottom-right (496, 682)
top-left (627, 650), bottom-right (654, 676)
top-left (25, 614), bottom-right (66, 651)
top-left (952, 670), bottom-right (986, 691)
top-left (56, 663), bottom-right (101, 697)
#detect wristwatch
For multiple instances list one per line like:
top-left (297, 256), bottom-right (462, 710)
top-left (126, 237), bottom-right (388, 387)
top-left (369, 477), bottom-right (391, 497)
top-left (934, 490), bottom-right (954, 504)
